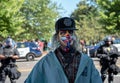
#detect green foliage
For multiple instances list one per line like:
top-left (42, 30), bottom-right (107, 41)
top-left (20, 0), bottom-right (60, 41)
top-left (71, 0), bottom-right (120, 43)
top-left (0, 0), bottom-right (25, 40)
top-left (96, 0), bottom-right (120, 34)
top-left (71, 0), bottom-right (104, 43)
top-left (1, 0), bottom-right (120, 42)
top-left (0, 0), bottom-right (60, 41)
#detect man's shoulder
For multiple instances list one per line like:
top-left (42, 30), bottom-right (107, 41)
top-left (36, 51), bottom-right (57, 67)
top-left (39, 51), bottom-right (55, 61)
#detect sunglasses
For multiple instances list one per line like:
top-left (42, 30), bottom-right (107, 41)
top-left (59, 30), bottom-right (74, 36)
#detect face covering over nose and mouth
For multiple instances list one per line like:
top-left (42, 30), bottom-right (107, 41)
top-left (59, 30), bottom-right (75, 52)
top-left (60, 36), bottom-right (73, 47)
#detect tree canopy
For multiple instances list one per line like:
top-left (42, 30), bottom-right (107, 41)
top-left (0, 0), bottom-right (120, 42)
top-left (97, 0), bottom-right (120, 35)
top-left (0, 0), bottom-right (25, 40)
top-left (71, 0), bottom-right (120, 44)
top-left (0, 0), bottom-right (60, 41)
top-left (71, 0), bottom-right (103, 44)
top-left (20, 0), bottom-right (60, 41)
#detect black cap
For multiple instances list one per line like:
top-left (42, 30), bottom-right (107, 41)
top-left (55, 17), bottom-right (78, 32)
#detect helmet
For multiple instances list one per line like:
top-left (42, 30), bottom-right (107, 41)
top-left (5, 38), bottom-right (15, 48)
top-left (104, 36), bottom-right (112, 42)
top-left (55, 17), bottom-right (78, 32)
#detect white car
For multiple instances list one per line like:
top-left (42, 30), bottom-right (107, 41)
top-left (113, 38), bottom-right (120, 56)
top-left (17, 47), bottom-right (30, 57)
top-left (17, 42), bottom-right (42, 61)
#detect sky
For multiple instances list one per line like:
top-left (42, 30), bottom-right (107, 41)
top-left (51, 0), bottom-right (80, 16)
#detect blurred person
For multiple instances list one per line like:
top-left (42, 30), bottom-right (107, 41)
top-left (97, 36), bottom-right (120, 83)
top-left (0, 42), bottom-right (3, 62)
top-left (25, 17), bottom-right (102, 83)
top-left (0, 37), bottom-right (21, 83)
top-left (4, 36), bottom-right (17, 48)
top-left (111, 36), bottom-right (117, 44)
top-left (47, 40), bottom-right (52, 51)
top-left (35, 38), bottom-right (44, 52)
top-left (80, 40), bottom-right (87, 53)
top-left (0, 42), bottom-right (3, 48)
top-left (43, 40), bottom-right (48, 51)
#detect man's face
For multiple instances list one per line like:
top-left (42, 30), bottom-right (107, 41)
top-left (106, 41), bottom-right (112, 45)
top-left (58, 30), bottom-right (75, 48)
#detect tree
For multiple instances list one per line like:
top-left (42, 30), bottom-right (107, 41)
top-left (71, 0), bottom-right (104, 44)
top-left (20, 0), bottom-right (60, 41)
top-left (96, 0), bottom-right (120, 36)
top-left (0, 0), bottom-right (25, 40)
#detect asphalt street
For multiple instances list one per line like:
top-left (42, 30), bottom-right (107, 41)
top-left (5, 53), bottom-right (120, 83)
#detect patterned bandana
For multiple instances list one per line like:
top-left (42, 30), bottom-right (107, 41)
top-left (60, 36), bottom-right (74, 52)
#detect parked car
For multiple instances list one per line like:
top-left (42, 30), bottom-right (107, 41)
top-left (86, 40), bottom-right (105, 57)
top-left (113, 38), bottom-right (120, 56)
top-left (17, 42), bottom-right (42, 61)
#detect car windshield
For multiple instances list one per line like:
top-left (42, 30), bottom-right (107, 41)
top-left (17, 43), bottom-right (25, 48)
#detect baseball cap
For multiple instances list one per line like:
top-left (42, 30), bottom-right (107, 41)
top-left (55, 17), bottom-right (78, 32)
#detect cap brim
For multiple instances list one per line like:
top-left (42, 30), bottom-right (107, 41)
top-left (59, 27), bottom-right (78, 30)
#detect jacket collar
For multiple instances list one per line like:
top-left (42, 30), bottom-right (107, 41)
top-left (50, 52), bottom-right (89, 82)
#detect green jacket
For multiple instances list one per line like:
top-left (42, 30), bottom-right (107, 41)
top-left (25, 51), bottom-right (102, 83)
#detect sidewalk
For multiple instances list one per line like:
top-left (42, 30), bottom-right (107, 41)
top-left (42, 51), bottom-right (48, 56)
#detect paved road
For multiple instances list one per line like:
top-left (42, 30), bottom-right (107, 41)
top-left (93, 58), bottom-right (120, 83)
top-left (5, 55), bottom-right (120, 83)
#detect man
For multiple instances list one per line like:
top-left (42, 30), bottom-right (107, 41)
top-left (97, 36), bottom-right (119, 83)
top-left (0, 37), bottom-right (20, 83)
top-left (25, 17), bottom-right (102, 83)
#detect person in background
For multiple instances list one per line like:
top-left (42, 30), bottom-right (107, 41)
top-left (0, 42), bottom-right (3, 48)
top-left (0, 42), bottom-right (3, 62)
top-left (43, 40), bottom-right (48, 51)
top-left (25, 17), bottom-right (102, 83)
top-left (97, 36), bottom-right (120, 83)
top-left (80, 39), bottom-right (87, 53)
top-left (35, 38), bottom-right (44, 52)
top-left (0, 37), bottom-right (21, 83)
top-left (47, 40), bottom-right (52, 51)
